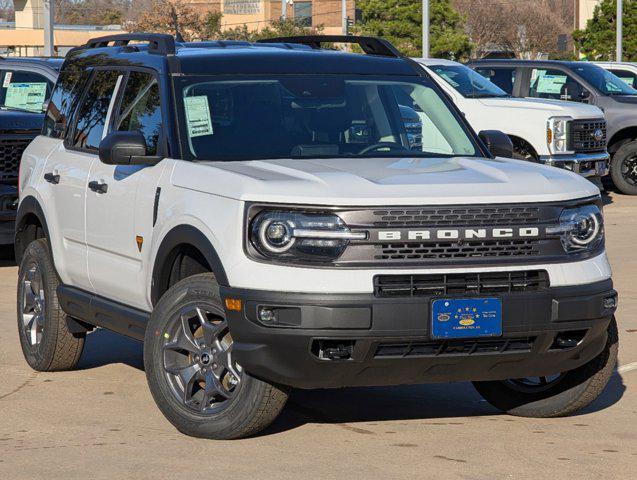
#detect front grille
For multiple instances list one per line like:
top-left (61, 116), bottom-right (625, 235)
top-left (371, 206), bottom-right (541, 228)
top-left (374, 239), bottom-right (541, 261)
top-left (0, 138), bottom-right (31, 182)
top-left (374, 270), bottom-right (549, 298)
top-left (374, 337), bottom-right (536, 358)
top-left (569, 119), bottom-right (607, 152)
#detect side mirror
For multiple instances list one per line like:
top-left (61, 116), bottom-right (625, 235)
top-left (579, 90), bottom-right (591, 102)
top-left (99, 131), bottom-right (159, 166)
top-left (478, 130), bottom-right (513, 158)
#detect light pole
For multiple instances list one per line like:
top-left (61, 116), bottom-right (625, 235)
top-left (281, 0), bottom-right (287, 20)
top-left (43, 0), bottom-right (55, 57)
top-left (342, 0), bottom-right (348, 35)
top-left (617, 0), bottom-right (623, 62)
top-left (422, 0), bottom-right (430, 58)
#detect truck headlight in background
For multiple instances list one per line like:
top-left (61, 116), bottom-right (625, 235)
top-left (547, 116), bottom-right (573, 155)
top-left (547, 204), bottom-right (604, 252)
top-left (250, 210), bottom-right (366, 262)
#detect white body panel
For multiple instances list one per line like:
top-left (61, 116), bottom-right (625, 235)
top-left (20, 135), bottom-right (612, 313)
top-left (414, 58), bottom-right (605, 158)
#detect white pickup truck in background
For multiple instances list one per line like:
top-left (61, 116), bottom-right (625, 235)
top-left (414, 59), bottom-right (609, 185)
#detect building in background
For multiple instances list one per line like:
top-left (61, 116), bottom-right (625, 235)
top-left (186, 0), bottom-right (356, 35)
top-left (575, 0), bottom-right (601, 30)
top-left (1, 0), bottom-right (122, 56)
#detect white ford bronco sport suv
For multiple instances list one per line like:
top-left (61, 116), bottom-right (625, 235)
top-left (414, 59), bottom-right (609, 184)
top-left (15, 34), bottom-right (618, 440)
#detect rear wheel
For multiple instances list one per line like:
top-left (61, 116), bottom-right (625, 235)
top-left (473, 317), bottom-right (618, 417)
top-left (17, 239), bottom-right (85, 371)
top-left (610, 140), bottom-right (637, 195)
top-left (144, 273), bottom-right (288, 439)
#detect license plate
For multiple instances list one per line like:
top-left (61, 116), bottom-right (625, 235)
top-left (431, 298), bottom-right (502, 339)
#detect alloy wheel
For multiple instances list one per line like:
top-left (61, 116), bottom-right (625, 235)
top-left (505, 374), bottom-right (565, 394)
top-left (162, 305), bottom-right (242, 414)
top-left (621, 156), bottom-right (637, 185)
top-left (21, 265), bottom-right (45, 348)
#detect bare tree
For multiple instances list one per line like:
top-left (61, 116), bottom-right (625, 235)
top-left (455, 0), bottom-right (571, 58)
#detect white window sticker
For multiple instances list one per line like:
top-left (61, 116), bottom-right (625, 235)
top-left (184, 95), bottom-right (213, 137)
top-left (2, 71), bottom-right (12, 88)
top-left (4, 82), bottom-right (47, 111)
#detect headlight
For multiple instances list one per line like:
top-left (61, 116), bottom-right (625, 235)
top-left (548, 204), bottom-right (604, 252)
top-left (249, 210), bottom-right (366, 262)
top-left (547, 116), bottom-right (573, 155)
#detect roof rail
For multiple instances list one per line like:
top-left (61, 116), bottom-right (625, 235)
top-left (257, 35), bottom-right (403, 58)
top-left (83, 33), bottom-right (176, 55)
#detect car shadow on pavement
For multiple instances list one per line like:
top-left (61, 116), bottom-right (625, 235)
top-left (0, 245), bottom-right (16, 267)
top-left (261, 373), bottom-right (626, 436)
top-left (76, 328), bottom-right (144, 371)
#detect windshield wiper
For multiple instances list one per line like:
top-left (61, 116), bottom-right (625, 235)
top-left (465, 93), bottom-right (509, 99)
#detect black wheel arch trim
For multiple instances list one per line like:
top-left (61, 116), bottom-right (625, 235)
top-left (151, 224), bottom-right (229, 306)
top-left (14, 195), bottom-right (52, 264)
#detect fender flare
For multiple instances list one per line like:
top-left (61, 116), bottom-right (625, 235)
top-left (14, 195), bottom-right (51, 263)
top-left (151, 224), bottom-right (229, 305)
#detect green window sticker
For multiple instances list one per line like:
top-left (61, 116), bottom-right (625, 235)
top-left (536, 74), bottom-right (567, 94)
top-left (184, 95), bottom-right (213, 137)
top-left (5, 82), bottom-right (47, 111)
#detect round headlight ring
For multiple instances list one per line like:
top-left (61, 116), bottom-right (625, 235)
top-left (258, 219), bottom-right (295, 253)
top-left (570, 212), bottom-right (600, 246)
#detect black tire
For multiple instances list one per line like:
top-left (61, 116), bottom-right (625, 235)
top-left (17, 238), bottom-right (85, 371)
top-left (511, 138), bottom-right (539, 162)
top-left (610, 140), bottom-right (637, 195)
top-left (144, 273), bottom-right (289, 439)
top-left (473, 317), bottom-right (618, 417)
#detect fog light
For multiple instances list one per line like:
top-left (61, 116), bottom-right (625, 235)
top-left (258, 306), bottom-right (277, 324)
top-left (603, 295), bottom-right (617, 310)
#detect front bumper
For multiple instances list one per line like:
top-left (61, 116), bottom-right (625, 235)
top-left (540, 152), bottom-right (609, 178)
top-left (222, 279), bottom-right (616, 389)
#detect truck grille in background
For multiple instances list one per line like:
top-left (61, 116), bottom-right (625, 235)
top-left (371, 206), bottom-right (541, 227)
top-left (374, 239), bottom-right (541, 261)
top-left (569, 119), bottom-right (607, 152)
top-left (373, 270), bottom-right (549, 298)
top-left (374, 337), bottom-right (536, 358)
top-left (0, 138), bottom-right (31, 182)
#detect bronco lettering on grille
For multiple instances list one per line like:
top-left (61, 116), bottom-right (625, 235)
top-left (373, 227), bottom-right (541, 243)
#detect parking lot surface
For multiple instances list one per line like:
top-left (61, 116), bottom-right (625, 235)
top-left (0, 192), bottom-right (636, 480)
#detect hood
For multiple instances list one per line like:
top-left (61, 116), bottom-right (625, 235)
top-left (0, 110), bottom-right (44, 134)
top-left (171, 156), bottom-right (599, 206)
top-left (478, 97), bottom-right (603, 118)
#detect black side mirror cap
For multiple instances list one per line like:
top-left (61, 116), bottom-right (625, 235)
top-left (99, 131), bottom-right (160, 166)
top-left (478, 130), bottom-right (514, 159)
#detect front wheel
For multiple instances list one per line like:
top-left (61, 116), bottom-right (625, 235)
top-left (610, 140), bottom-right (637, 195)
top-left (473, 317), bottom-right (618, 417)
top-left (144, 273), bottom-right (289, 439)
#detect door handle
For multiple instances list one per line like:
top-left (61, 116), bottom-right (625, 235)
top-left (44, 172), bottom-right (60, 184)
top-left (88, 180), bottom-right (108, 194)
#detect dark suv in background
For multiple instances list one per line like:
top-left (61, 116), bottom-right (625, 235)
top-left (468, 59), bottom-right (637, 195)
top-left (0, 57), bottom-right (61, 245)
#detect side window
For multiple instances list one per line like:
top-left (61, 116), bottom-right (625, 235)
top-left (474, 67), bottom-right (516, 94)
top-left (0, 69), bottom-right (53, 112)
top-left (113, 71), bottom-right (163, 156)
top-left (609, 69), bottom-right (637, 88)
top-left (44, 64), bottom-right (83, 138)
top-left (529, 68), bottom-right (584, 101)
top-left (71, 70), bottom-right (122, 151)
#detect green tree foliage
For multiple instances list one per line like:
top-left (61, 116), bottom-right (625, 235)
top-left (355, 0), bottom-right (471, 59)
top-left (573, 0), bottom-right (637, 61)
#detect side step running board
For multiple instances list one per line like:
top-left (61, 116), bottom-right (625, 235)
top-left (57, 285), bottom-right (150, 341)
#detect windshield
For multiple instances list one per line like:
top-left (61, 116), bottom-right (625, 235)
top-left (429, 64), bottom-right (509, 98)
top-left (176, 75), bottom-right (479, 161)
top-left (572, 63), bottom-right (637, 96)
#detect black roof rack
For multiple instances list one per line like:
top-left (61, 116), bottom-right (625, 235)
top-left (83, 33), bottom-right (176, 55)
top-left (257, 35), bottom-right (403, 58)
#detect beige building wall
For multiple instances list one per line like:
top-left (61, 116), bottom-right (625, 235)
top-left (576, 0), bottom-right (601, 30)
